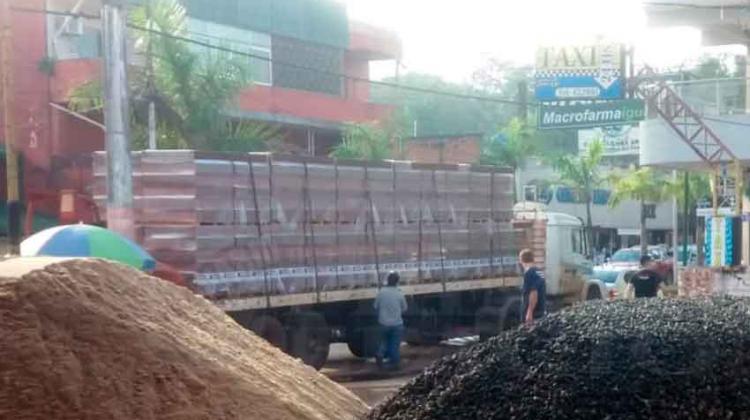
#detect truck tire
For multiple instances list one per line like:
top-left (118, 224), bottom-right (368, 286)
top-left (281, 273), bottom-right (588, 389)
top-left (287, 312), bottom-right (330, 370)
top-left (500, 299), bottom-right (522, 331)
top-left (475, 306), bottom-right (502, 342)
top-left (249, 315), bottom-right (287, 351)
top-left (346, 310), bottom-right (380, 359)
top-left (475, 299), bottom-right (522, 341)
top-left (586, 285), bottom-right (603, 300)
top-left (405, 308), bottom-right (441, 346)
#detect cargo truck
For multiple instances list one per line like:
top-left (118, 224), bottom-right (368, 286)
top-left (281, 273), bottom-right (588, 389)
top-left (93, 151), bottom-right (606, 369)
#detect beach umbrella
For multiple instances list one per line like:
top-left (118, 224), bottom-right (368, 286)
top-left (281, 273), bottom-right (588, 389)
top-left (21, 224), bottom-right (155, 271)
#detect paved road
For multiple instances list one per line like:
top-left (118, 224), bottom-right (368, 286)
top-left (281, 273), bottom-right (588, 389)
top-left (322, 337), bottom-right (478, 406)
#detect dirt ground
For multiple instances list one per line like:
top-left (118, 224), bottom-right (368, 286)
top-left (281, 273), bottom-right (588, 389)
top-left (323, 338), bottom-right (475, 406)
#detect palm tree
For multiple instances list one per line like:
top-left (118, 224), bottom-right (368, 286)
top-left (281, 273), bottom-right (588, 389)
top-left (670, 172), bottom-right (711, 266)
top-left (480, 118), bottom-right (535, 202)
top-left (330, 123), bottom-right (393, 161)
top-left (609, 167), bottom-right (674, 257)
top-left (552, 140), bottom-right (604, 257)
top-left (68, 0), bottom-right (277, 151)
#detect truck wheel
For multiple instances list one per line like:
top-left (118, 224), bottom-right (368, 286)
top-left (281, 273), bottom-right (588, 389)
top-left (475, 306), bottom-right (502, 342)
top-left (586, 285), bottom-right (603, 300)
top-left (346, 311), bottom-right (380, 358)
top-left (499, 299), bottom-right (522, 331)
top-left (405, 308), bottom-right (441, 346)
top-left (249, 315), bottom-right (287, 351)
top-left (287, 312), bottom-right (330, 370)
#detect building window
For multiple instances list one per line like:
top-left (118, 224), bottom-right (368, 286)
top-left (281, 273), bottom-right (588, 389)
top-left (592, 189), bottom-right (611, 205)
top-left (187, 18), bottom-right (272, 86)
top-left (271, 36), bottom-right (343, 96)
top-left (48, 14), bottom-right (102, 60)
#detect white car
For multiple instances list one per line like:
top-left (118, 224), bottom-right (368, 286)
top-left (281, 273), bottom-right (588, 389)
top-left (592, 267), bottom-right (666, 301)
top-left (592, 268), bottom-right (633, 301)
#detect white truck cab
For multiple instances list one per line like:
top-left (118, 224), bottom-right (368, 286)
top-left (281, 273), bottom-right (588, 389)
top-left (514, 202), bottom-right (604, 302)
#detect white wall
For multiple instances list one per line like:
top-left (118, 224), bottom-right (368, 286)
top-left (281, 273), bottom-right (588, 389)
top-left (640, 116), bottom-right (750, 168)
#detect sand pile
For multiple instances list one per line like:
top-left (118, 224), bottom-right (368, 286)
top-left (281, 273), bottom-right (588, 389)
top-left (0, 258), bottom-right (367, 420)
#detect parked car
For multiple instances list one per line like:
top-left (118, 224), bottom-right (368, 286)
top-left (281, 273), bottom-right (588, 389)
top-left (591, 268), bottom-right (665, 301)
top-left (601, 247), bottom-right (674, 285)
top-left (591, 268), bottom-right (632, 301)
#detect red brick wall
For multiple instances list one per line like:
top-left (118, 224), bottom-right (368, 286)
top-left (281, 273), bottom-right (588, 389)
top-left (404, 135), bottom-right (481, 164)
top-left (0, 0), bottom-right (53, 197)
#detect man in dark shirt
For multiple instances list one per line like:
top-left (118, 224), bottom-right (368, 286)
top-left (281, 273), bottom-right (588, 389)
top-left (630, 255), bottom-right (663, 298)
top-left (519, 248), bottom-right (546, 326)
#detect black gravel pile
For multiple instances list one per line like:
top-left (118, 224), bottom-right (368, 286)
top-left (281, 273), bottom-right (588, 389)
top-left (369, 298), bottom-right (750, 420)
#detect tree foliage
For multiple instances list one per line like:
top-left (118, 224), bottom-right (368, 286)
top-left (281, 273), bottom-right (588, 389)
top-left (554, 140), bottom-right (604, 196)
top-left (479, 118), bottom-right (534, 169)
top-left (330, 123), bottom-right (393, 161)
top-left (608, 168), bottom-right (673, 208)
top-left (553, 140), bottom-right (604, 254)
top-left (609, 167), bottom-right (674, 255)
top-left (67, 0), bottom-right (278, 151)
top-left (472, 59), bottom-right (533, 98)
top-left (371, 73), bottom-right (515, 138)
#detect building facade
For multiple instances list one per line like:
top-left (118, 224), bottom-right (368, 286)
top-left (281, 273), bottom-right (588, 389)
top-left (0, 0), bottom-right (401, 232)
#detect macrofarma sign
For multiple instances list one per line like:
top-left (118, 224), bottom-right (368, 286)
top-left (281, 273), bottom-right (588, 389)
top-left (537, 99), bottom-right (645, 130)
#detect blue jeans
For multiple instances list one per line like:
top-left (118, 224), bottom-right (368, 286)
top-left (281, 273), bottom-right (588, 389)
top-left (377, 325), bottom-right (403, 367)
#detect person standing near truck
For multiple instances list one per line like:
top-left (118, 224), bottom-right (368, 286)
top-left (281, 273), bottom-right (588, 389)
top-left (374, 271), bottom-right (407, 370)
top-left (519, 249), bottom-right (546, 326)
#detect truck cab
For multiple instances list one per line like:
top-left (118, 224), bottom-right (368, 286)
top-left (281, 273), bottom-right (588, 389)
top-left (514, 202), bottom-right (602, 303)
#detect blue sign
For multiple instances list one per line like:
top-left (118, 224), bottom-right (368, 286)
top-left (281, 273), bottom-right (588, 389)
top-left (534, 73), bottom-right (623, 101)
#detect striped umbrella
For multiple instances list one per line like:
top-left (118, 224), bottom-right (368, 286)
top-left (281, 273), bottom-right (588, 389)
top-left (20, 224), bottom-right (155, 271)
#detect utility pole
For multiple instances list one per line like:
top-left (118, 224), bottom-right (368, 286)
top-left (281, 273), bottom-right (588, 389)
top-left (1, 0), bottom-right (20, 252)
top-left (102, 0), bottom-right (134, 239)
top-left (146, 0), bottom-right (157, 150)
top-left (682, 172), bottom-right (689, 266)
top-left (517, 81), bottom-right (528, 122)
top-left (672, 170), bottom-right (679, 288)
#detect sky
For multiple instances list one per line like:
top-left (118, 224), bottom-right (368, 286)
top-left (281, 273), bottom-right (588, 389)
top-left (341, 0), bottom-right (746, 82)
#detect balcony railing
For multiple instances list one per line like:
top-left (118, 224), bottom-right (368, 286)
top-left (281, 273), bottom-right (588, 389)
top-left (667, 77), bottom-right (747, 117)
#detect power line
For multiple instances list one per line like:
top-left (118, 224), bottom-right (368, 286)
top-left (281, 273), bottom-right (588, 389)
top-left (11, 6), bottom-right (533, 108)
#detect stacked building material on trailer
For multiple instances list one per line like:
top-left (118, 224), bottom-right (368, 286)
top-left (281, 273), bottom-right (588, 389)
top-left (93, 151), bottom-right (522, 300)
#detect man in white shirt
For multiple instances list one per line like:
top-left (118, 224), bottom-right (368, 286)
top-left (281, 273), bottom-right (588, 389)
top-left (374, 271), bottom-right (407, 370)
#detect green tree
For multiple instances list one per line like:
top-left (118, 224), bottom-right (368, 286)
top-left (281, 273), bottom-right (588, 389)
top-left (553, 140), bottom-right (604, 255)
top-left (330, 123), bottom-right (393, 161)
top-left (471, 59), bottom-right (533, 98)
top-left (371, 73), bottom-right (514, 138)
top-left (480, 118), bottom-right (535, 202)
top-left (68, 0), bottom-right (277, 151)
top-left (669, 172), bottom-right (711, 265)
top-left (609, 168), bottom-right (674, 256)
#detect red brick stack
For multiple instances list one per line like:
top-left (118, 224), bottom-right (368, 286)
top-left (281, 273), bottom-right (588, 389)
top-left (679, 267), bottom-right (716, 297)
top-left (93, 150), bottom-right (523, 299)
